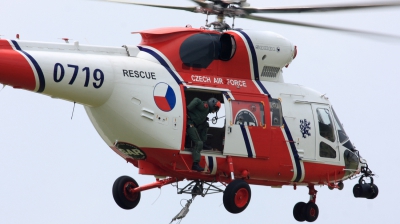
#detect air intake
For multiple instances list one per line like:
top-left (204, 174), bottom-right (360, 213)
top-left (261, 66), bottom-right (280, 78)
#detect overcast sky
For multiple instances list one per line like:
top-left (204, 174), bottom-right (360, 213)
top-left (1, 0), bottom-right (400, 223)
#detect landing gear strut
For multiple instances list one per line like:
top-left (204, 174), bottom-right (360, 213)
top-left (293, 185), bottom-right (319, 222)
top-left (112, 175), bottom-right (178, 210)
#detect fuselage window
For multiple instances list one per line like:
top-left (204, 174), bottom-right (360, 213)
top-left (332, 107), bottom-right (349, 143)
top-left (232, 101), bottom-right (265, 127)
top-left (316, 108), bottom-right (335, 142)
top-left (269, 98), bottom-right (282, 127)
top-left (344, 149), bottom-right (359, 176)
top-left (319, 142), bottom-right (337, 158)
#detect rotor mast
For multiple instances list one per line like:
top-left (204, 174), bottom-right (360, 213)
top-left (206, 13), bottom-right (231, 31)
top-left (203, 1), bottom-right (246, 31)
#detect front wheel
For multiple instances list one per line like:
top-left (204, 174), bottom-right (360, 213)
top-left (293, 202), bottom-right (306, 222)
top-left (304, 202), bottom-right (319, 222)
top-left (112, 176), bottom-right (141, 210)
top-left (223, 179), bottom-right (251, 214)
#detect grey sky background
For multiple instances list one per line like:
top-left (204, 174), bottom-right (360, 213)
top-left (1, 0), bottom-right (399, 223)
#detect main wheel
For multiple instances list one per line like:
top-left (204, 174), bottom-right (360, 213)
top-left (293, 202), bottom-right (306, 222)
top-left (223, 179), bottom-right (251, 214)
top-left (304, 202), bottom-right (319, 222)
top-left (112, 176), bottom-right (141, 210)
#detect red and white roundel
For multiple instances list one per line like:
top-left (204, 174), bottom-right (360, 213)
top-left (153, 82), bottom-right (176, 112)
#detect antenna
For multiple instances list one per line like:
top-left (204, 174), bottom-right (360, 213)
top-left (59, 38), bottom-right (71, 43)
top-left (71, 102), bottom-right (76, 119)
top-left (205, 11), bottom-right (209, 27)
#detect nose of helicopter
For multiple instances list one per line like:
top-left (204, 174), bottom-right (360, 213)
top-left (0, 39), bottom-right (36, 91)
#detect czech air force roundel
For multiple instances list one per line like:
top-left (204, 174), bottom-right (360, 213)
top-left (153, 82), bottom-right (176, 112)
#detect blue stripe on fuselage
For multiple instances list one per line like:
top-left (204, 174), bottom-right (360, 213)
top-left (207, 156), bottom-right (214, 173)
top-left (236, 31), bottom-right (270, 96)
top-left (237, 30), bottom-right (259, 80)
top-left (240, 125), bottom-right (253, 158)
top-left (137, 46), bottom-right (181, 84)
top-left (239, 31), bottom-right (302, 182)
top-left (283, 118), bottom-right (302, 182)
top-left (11, 40), bottom-right (46, 93)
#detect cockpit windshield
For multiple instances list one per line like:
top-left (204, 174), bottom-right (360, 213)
top-left (332, 107), bottom-right (349, 143)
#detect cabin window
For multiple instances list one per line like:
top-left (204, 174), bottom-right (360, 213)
top-left (344, 149), bottom-right (359, 176)
top-left (232, 101), bottom-right (265, 127)
top-left (332, 107), bottom-right (349, 143)
top-left (316, 108), bottom-right (335, 142)
top-left (179, 33), bottom-right (220, 68)
top-left (270, 98), bottom-right (282, 127)
top-left (319, 142), bottom-right (337, 158)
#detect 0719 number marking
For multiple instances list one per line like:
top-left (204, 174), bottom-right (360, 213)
top-left (53, 63), bottom-right (104, 89)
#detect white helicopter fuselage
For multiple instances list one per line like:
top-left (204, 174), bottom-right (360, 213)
top-left (0, 28), bottom-right (360, 185)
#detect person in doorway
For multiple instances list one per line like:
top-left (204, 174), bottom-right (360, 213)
top-left (187, 97), bottom-right (221, 172)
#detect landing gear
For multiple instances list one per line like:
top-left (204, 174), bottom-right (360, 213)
top-left (223, 179), bottom-right (251, 214)
top-left (293, 202), bottom-right (319, 222)
top-left (338, 182), bottom-right (344, 190)
top-left (304, 202), bottom-right (319, 222)
top-left (112, 176), bottom-right (141, 210)
top-left (112, 176), bottom-right (178, 210)
top-left (293, 185), bottom-right (319, 222)
top-left (328, 181), bottom-right (344, 190)
top-left (293, 202), bottom-right (306, 222)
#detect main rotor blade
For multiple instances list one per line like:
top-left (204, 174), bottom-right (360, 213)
top-left (190, 0), bottom-right (213, 9)
top-left (243, 1), bottom-right (400, 14)
top-left (245, 14), bottom-right (400, 41)
top-left (105, 0), bottom-right (198, 13)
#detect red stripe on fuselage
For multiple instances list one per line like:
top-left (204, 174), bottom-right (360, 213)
top-left (180, 84), bottom-right (187, 150)
top-left (302, 162), bottom-right (345, 183)
top-left (0, 40), bottom-right (36, 90)
top-left (221, 31), bottom-right (252, 79)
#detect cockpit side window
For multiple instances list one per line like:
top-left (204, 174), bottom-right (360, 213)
top-left (269, 98), bottom-right (282, 127)
top-left (332, 107), bottom-right (349, 143)
top-left (320, 142), bottom-right (336, 158)
top-left (316, 108), bottom-right (335, 142)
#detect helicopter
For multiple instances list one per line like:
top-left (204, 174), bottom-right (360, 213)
top-left (0, 0), bottom-right (399, 223)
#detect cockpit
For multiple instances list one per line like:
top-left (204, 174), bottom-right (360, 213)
top-left (316, 106), bottom-right (359, 176)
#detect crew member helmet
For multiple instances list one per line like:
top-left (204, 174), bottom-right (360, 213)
top-left (208, 97), bottom-right (221, 113)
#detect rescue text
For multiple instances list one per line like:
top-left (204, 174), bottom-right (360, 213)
top-left (123, 70), bottom-right (156, 80)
